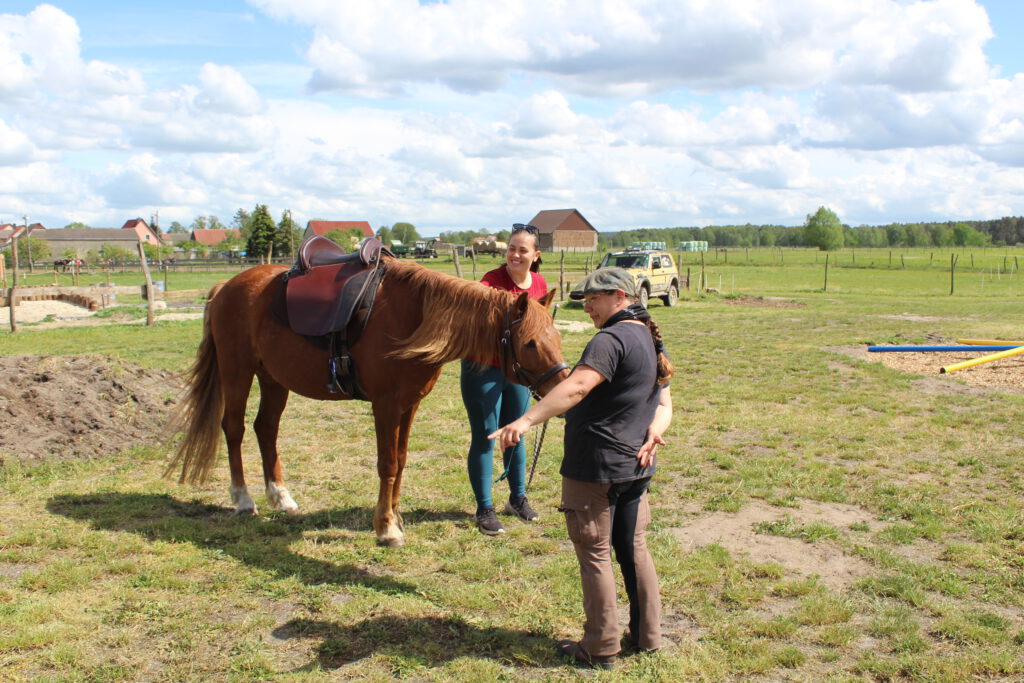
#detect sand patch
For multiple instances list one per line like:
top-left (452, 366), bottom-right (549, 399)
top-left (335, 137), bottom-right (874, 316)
top-left (670, 500), bottom-right (877, 590)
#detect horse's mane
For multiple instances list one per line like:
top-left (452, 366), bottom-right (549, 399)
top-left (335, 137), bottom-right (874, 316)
top-left (384, 258), bottom-right (549, 364)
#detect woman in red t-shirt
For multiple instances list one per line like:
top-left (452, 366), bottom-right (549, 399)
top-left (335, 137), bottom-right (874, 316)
top-left (461, 223), bottom-right (549, 535)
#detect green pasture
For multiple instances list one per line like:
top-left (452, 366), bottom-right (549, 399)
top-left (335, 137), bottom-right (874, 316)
top-left (1, 258), bottom-right (1023, 681)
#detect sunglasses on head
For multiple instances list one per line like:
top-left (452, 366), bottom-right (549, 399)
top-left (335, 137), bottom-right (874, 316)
top-left (512, 223), bottom-right (539, 234)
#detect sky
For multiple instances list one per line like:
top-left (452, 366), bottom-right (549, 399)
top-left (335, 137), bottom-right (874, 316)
top-left (1, 0), bottom-right (1022, 234)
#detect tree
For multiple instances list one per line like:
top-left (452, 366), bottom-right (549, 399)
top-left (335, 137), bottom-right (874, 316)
top-left (275, 209), bottom-right (301, 257)
top-left (376, 225), bottom-right (393, 245)
top-left (18, 236), bottom-right (51, 265)
top-left (325, 228), bottom-right (365, 247)
top-left (166, 221), bottom-right (188, 234)
top-left (232, 208), bottom-right (252, 241)
top-left (100, 244), bottom-right (128, 263)
top-left (952, 222), bottom-right (988, 247)
top-left (63, 221), bottom-right (90, 229)
top-left (804, 207), bottom-right (844, 251)
top-left (246, 204), bottom-right (276, 259)
top-left (391, 222), bottom-right (420, 243)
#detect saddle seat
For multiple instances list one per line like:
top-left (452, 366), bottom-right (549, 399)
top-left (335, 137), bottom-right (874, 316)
top-left (282, 235), bottom-right (392, 338)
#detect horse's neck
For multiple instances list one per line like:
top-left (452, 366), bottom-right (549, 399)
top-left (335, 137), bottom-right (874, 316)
top-left (457, 287), bottom-right (504, 359)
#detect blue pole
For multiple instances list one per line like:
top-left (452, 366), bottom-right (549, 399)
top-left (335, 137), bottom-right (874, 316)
top-left (867, 345), bottom-right (1022, 352)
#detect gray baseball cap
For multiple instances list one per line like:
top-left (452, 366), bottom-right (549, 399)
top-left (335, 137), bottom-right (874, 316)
top-left (569, 267), bottom-right (638, 300)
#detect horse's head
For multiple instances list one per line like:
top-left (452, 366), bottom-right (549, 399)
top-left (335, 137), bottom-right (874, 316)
top-left (500, 290), bottom-right (570, 398)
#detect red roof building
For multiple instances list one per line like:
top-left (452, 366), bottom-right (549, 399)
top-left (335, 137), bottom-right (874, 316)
top-left (191, 229), bottom-right (241, 246)
top-left (120, 218), bottom-right (162, 244)
top-left (304, 221), bottom-right (375, 239)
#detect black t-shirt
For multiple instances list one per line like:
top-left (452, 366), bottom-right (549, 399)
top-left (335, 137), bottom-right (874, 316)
top-left (560, 321), bottom-right (662, 483)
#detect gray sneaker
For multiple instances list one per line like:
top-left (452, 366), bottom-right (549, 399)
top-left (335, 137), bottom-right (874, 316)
top-left (475, 507), bottom-right (505, 535)
top-left (505, 496), bottom-right (539, 522)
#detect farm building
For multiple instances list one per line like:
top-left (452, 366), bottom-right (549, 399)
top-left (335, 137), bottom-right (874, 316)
top-left (191, 229), bottom-right (241, 246)
top-left (304, 220), bottom-right (375, 240)
top-left (526, 209), bottom-right (599, 252)
top-left (27, 218), bottom-right (162, 256)
top-left (31, 228), bottom-right (140, 255)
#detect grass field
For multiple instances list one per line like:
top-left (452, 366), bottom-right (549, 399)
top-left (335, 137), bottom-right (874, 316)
top-left (1, 254), bottom-right (1023, 681)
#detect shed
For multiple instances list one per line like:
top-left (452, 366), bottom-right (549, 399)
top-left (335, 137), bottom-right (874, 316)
top-left (526, 209), bottom-right (599, 252)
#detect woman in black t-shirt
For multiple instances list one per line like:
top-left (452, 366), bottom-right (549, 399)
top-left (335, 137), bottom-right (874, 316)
top-left (490, 267), bottom-right (673, 670)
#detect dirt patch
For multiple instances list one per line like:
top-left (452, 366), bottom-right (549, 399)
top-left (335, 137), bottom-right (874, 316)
top-left (670, 501), bottom-right (876, 590)
top-left (0, 355), bottom-right (181, 463)
top-left (723, 296), bottom-right (805, 308)
top-left (828, 345), bottom-right (1024, 393)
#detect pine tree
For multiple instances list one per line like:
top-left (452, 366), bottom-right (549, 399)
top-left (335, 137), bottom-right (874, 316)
top-left (246, 204), bottom-right (276, 260)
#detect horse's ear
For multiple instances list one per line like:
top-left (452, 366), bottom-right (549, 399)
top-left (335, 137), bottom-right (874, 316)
top-left (540, 288), bottom-right (556, 310)
top-left (514, 291), bottom-right (530, 315)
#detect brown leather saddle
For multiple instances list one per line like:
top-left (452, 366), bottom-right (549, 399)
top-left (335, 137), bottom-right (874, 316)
top-left (272, 235), bottom-right (393, 399)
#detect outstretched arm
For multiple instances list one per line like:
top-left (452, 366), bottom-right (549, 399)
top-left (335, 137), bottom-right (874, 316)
top-left (637, 386), bottom-right (672, 467)
top-left (488, 365), bottom-right (605, 451)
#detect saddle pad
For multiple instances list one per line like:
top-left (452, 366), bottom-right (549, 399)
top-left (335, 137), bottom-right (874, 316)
top-left (284, 261), bottom-right (376, 337)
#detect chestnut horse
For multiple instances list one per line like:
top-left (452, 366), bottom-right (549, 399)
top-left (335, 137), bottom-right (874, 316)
top-left (168, 257), bottom-right (569, 546)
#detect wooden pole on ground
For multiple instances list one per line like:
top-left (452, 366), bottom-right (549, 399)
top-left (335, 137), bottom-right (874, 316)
top-left (1, 252), bottom-right (7, 289)
top-left (137, 241), bottom-right (155, 326)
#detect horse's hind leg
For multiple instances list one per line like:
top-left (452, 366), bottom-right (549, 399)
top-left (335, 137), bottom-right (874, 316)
top-left (222, 372), bottom-right (257, 515)
top-left (254, 374), bottom-right (298, 514)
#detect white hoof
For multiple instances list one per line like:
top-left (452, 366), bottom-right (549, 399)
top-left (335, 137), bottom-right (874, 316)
top-left (230, 484), bottom-right (258, 515)
top-left (266, 482), bottom-right (299, 514)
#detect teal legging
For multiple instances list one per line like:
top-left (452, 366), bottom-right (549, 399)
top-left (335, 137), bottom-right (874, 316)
top-left (460, 360), bottom-right (530, 512)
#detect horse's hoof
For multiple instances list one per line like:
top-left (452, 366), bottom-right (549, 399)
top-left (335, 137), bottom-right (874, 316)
top-left (377, 536), bottom-right (405, 548)
top-left (281, 505), bottom-right (300, 516)
top-left (235, 506), bottom-right (258, 516)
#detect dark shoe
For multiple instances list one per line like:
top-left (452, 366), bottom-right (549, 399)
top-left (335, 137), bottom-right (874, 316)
top-left (475, 507), bottom-right (505, 535)
top-left (557, 640), bottom-right (616, 670)
top-left (622, 631), bottom-right (660, 654)
top-left (505, 496), bottom-right (539, 522)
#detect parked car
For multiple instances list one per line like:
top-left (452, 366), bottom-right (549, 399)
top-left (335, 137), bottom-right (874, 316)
top-left (576, 247), bottom-right (680, 307)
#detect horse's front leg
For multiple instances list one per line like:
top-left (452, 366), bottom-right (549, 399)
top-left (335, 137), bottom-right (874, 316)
top-left (389, 402), bottom-right (421, 534)
top-left (372, 402), bottom-right (417, 547)
top-left (254, 375), bottom-right (298, 514)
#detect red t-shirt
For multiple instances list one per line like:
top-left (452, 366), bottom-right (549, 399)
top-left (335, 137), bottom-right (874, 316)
top-left (475, 266), bottom-right (549, 367)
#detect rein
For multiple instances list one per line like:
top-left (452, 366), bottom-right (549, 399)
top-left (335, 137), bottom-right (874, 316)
top-left (494, 302), bottom-right (567, 489)
top-left (500, 303), bottom-right (570, 401)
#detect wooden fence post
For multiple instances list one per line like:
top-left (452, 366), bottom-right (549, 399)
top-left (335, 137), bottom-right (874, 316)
top-left (8, 233), bottom-right (20, 332)
top-left (559, 250), bottom-right (566, 300)
top-left (823, 253), bottom-right (829, 292)
top-left (452, 247), bottom-right (462, 279)
top-left (138, 241), bottom-right (155, 326)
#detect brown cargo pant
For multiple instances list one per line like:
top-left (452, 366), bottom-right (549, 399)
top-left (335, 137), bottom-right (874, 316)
top-left (560, 476), bottom-right (662, 657)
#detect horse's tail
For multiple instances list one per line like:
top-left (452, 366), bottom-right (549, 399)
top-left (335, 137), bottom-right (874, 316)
top-left (165, 284), bottom-right (225, 484)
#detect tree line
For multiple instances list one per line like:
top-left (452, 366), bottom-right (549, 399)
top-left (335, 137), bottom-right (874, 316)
top-left (608, 211), bottom-right (1024, 250)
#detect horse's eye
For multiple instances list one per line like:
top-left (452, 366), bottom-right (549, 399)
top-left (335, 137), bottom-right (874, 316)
top-left (525, 340), bottom-right (537, 349)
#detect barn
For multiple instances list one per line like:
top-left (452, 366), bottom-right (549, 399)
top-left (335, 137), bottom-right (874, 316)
top-left (526, 209), bottom-right (599, 252)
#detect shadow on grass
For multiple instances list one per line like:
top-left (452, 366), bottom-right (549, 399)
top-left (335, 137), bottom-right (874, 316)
top-left (45, 492), bottom-right (465, 592)
top-left (274, 615), bottom-right (555, 671)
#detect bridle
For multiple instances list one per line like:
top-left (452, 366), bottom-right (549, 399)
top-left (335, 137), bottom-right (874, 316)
top-left (500, 304), bottom-right (570, 401)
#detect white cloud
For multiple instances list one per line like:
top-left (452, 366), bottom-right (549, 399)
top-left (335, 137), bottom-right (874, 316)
top-left (250, 0), bottom-right (994, 97)
top-left (512, 90), bottom-right (580, 139)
